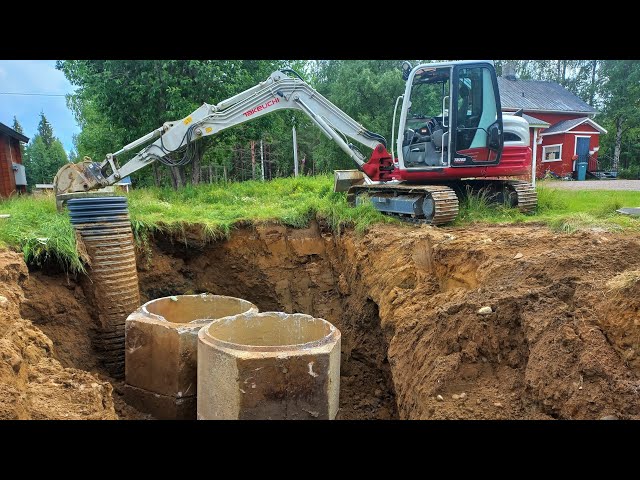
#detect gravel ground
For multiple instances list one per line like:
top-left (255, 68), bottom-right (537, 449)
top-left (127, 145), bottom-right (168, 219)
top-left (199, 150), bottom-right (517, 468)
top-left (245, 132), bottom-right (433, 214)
top-left (541, 180), bottom-right (640, 191)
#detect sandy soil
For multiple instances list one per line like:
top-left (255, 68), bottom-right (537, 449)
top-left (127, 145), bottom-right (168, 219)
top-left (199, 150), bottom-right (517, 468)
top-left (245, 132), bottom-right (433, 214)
top-left (4, 221), bottom-right (640, 420)
top-left (0, 250), bottom-right (116, 420)
top-left (134, 221), bottom-right (640, 419)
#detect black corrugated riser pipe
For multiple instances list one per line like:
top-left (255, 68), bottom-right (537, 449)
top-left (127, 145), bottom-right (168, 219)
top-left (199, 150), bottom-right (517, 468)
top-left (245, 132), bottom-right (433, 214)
top-left (68, 196), bottom-right (140, 378)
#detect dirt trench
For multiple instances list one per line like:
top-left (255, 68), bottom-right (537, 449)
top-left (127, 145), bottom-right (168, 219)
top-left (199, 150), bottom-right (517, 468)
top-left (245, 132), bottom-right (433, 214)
top-left (8, 221), bottom-right (640, 419)
top-left (0, 251), bottom-right (116, 420)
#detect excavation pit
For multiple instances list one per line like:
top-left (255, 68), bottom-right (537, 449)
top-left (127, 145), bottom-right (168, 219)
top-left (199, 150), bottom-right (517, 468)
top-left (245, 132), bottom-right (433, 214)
top-left (14, 221), bottom-right (640, 420)
top-left (198, 311), bottom-right (341, 420)
top-left (124, 294), bottom-right (258, 419)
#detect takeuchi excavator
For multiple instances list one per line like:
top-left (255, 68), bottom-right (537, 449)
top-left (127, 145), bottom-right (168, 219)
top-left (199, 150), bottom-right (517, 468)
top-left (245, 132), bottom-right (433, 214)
top-left (54, 60), bottom-right (536, 225)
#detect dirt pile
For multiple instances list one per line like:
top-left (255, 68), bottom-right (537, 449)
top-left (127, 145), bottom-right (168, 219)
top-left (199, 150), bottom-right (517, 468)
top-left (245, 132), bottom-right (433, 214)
top-left (0, 250), bottom-right (116, 420)
top-left (137, 222), bottom-right (640, 420)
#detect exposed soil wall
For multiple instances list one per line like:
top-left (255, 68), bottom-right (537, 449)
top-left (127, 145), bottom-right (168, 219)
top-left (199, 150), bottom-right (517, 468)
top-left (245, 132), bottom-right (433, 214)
top-left (134, 221), bottom-right (640, 419)
top-left (0, 250), bottom-right (116, 420)
top-left (6, 220), bottom-right (640, 420)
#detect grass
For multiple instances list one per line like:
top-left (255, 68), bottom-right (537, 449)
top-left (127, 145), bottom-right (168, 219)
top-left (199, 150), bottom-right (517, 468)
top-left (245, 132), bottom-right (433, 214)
top-left (454, 184), bottom-right (640, 233)
top-left (1, 174), bottom-right (639, 272)
top-left (0, 193), bottom-right (83, 272)
top-left (126, 175), bottom-right (395, 241)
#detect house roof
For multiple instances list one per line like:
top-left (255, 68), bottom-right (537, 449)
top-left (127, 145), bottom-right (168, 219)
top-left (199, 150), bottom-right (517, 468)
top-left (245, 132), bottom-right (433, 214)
top-left (522, 113), bottom-right (550, 128)
top-left (540, 117), bottom-right (608, 136)
top-left (0, 122), bottom-right (29, 143)
top-left (498, 77), bottom-right (597, 115)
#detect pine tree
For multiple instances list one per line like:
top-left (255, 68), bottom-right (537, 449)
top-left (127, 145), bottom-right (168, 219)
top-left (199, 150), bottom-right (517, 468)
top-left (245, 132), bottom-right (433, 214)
top-left (23, 114), bottom-right (69, 185)
top-left (12, 116), bottom-right (26, 156)
top-left (37, 112), bottom-right (55, 148)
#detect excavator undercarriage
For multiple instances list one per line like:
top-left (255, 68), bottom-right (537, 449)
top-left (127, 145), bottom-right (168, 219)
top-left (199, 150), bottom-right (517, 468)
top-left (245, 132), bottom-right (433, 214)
top-left (345, 178), bottom-right (537, 226)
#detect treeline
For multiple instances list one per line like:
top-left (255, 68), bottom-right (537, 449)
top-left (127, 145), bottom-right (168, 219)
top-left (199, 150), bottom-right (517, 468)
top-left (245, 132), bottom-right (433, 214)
top-left (54, 60), bottom-right (411, 188)
top-left (12, 113), bottom-right (68, 186)
top-left (48, 60), bottom-right (640, 187)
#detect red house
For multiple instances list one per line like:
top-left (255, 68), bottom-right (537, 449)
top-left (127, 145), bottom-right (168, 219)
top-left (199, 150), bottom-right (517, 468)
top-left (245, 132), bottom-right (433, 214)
top-left (498, 75), bottom-right (607, 179)
top-left (0, 122), bottom-right (29, 198)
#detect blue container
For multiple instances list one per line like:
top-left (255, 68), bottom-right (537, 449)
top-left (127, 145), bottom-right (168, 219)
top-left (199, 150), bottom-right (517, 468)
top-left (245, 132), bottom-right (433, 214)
top-left (576, 161), bottom-right (588, 181)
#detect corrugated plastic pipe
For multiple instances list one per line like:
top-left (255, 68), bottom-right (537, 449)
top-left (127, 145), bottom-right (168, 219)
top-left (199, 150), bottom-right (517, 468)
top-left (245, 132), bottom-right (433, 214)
top-left (68, 196), bottom-right (140, 377)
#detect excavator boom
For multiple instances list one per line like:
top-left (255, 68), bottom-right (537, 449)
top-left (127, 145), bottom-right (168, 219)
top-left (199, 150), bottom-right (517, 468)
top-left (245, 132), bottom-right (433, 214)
top-left (54, 69), bottom-right (388, 195)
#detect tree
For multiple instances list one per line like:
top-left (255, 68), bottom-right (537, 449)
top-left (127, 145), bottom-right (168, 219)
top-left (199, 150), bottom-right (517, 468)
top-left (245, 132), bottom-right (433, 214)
top-left (599, 60), bottom-right (640, 171)
top-left (11, 116), bottom-right (25, 156)
top-left (37, 112), bottom-right (55, 148)
top-left (23, 114), bottom-right (69, 186)
top-left (300, 60), bottom-right (406, 172)
top-left (57, 60), bottom-right (287, 188)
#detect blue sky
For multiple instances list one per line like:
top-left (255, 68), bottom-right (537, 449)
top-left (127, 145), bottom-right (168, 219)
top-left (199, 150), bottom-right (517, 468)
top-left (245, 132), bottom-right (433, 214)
top-left (0, 60), bottom-right (80, 154)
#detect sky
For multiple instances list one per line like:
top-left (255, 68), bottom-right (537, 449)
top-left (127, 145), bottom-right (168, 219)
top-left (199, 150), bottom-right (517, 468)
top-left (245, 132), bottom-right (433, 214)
top-left (0, 60), bottom-right (80, 154)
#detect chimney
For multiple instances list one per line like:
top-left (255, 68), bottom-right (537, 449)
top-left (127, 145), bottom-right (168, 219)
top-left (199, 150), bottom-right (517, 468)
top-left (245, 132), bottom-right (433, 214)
top-left (503, 60), bottom-right (517, 81)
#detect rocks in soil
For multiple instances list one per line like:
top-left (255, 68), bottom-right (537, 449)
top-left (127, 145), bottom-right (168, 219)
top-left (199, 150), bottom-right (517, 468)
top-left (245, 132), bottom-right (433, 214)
top-left (478, 306), bottom-right (493, 315)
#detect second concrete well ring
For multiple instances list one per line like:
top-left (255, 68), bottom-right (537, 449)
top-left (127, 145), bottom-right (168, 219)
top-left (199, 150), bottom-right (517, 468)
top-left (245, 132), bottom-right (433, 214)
top-left (198, 311), bottom-right (341, 420)
top-left (124, 294), bottom-right (258, 419)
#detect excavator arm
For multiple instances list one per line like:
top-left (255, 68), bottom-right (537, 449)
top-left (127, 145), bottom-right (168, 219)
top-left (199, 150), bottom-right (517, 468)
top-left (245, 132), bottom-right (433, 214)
top-left (54, 69), bottom-right (393, 195)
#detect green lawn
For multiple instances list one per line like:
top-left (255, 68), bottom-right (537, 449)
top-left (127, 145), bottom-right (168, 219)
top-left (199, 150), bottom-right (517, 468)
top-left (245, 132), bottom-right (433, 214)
top-left (1, 174), bottom-right (639, 272)
top-left (456, 185), bottom-right (640, 233)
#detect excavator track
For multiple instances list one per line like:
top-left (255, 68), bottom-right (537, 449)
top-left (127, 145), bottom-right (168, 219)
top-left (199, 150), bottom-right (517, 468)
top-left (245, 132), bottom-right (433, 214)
top-left (347, 184), bottom-right (459, 225)
top-left (507, 180), bottom-right (538, 213)
top-left (457, 179), bottom-right (538, 214)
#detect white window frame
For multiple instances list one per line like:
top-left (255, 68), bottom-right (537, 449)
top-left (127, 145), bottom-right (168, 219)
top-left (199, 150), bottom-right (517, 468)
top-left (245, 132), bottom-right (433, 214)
top-left (542, 143), bottom-right (563, 162)
top-left (574, 135), bottom-right (591, 155)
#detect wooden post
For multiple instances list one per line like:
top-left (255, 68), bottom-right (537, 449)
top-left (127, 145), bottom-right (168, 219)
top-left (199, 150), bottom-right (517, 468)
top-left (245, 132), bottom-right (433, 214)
top-left (260, 139), bottom-right (265, 182)
top-left (223, 165), bottom-right (228, 183)
top-left (292, 124), bottom-right (299, 177)
top-left (251, 140), bottom-right (256, 180)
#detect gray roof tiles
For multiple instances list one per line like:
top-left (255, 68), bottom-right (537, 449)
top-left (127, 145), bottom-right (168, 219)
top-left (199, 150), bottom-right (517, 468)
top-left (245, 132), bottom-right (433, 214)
top-left (522, 113), bottom-right (550, 127)
top-left (498, 77), bottom-right (597, 114)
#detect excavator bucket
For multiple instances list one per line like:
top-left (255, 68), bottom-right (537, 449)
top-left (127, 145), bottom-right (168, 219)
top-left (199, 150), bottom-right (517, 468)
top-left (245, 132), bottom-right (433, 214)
top-left (53, 158), bottom-right (108, 196)
top-left (334, 169), bottom-right (365, 193)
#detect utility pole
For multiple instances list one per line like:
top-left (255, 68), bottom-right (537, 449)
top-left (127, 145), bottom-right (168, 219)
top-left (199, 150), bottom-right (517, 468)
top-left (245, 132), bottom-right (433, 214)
top-left (260, 139), bottom-right (265, 182)
top-left (292, 118), bottom-right (299, 177)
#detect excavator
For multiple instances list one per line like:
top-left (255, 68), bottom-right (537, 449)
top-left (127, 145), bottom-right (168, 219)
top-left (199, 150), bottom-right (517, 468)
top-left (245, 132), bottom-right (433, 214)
top-left (54, 60), bottom-right (536, 225)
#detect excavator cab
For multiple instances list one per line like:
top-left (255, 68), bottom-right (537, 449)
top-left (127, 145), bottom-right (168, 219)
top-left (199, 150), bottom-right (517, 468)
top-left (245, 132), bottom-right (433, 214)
top-left (397, 61), bottom-right (503, 170)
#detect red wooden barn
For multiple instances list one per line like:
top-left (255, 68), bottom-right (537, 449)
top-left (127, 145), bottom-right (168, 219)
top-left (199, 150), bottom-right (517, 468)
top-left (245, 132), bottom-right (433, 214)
top-left (498, 74), bottom-right (607, 179)
top-left (0, 122), bottom-right (29, 198)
